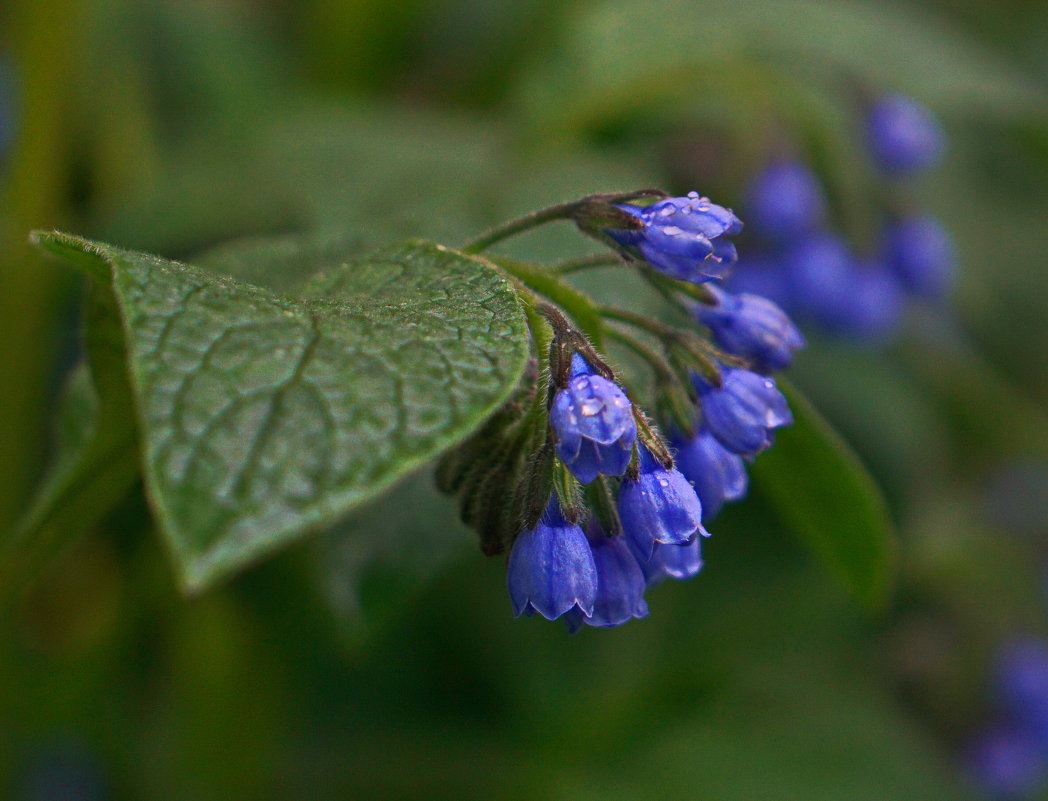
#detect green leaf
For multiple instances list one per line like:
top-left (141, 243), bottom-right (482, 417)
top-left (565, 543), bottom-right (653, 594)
top-left (514, 0), bottom-right (1046, 138)
top-left (2, 280), bottom-right (141, 607)
top-left (750, 378), bottom-right (895, 609)
top-left (32, 232), bottom-right (530, 593)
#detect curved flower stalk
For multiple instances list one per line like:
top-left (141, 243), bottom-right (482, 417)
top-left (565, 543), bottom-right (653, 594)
top-left (440, 188), bottom-right (802, 630)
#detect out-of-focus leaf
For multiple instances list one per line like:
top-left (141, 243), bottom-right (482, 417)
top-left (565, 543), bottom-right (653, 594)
top-left (514, 0), bottom-right (1046, 138)
top-left (32, 232), bottom-right (529, 592)
top-left (2, 284), bottom-right (140, 606)
top-left (751, 378), bottom-right (895, 608)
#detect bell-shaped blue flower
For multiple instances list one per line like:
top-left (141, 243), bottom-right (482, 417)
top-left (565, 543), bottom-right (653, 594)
top-left (694, 367), bottom-right (793, 455)
top-left (672, 428), bottom-right (748, 521)
top-left (605, 192), bottom-right (743, 284)
top-left (630, 537), bottom-right (704, 587)
top-left (865, 93), bottom-right (944, 175)
top-left (565, 524), bottom-right (649, 632)
top-left (882, 215), bottom-right (955, 299)
top-left (617, 446), bottom-right (706, 558)
top-left (695, 284), bottom-right (805, 372)
top-left (551, 353), bottom-right (636, 484)
top-left (507, 499), bottom-right (597, 621)
top-left (745, 160), bottom-right (826, 243)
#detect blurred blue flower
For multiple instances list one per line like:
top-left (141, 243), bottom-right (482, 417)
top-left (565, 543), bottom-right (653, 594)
top-left (696, 284), bottom-right (805, 371)
top-left (507, 499), bottom-right (597, 621)
top-left (966, 726), bottom-right (1048, 800)
top-left (631, 537), bottom-right (704, 586)
top-left (565, 523), bottom-right (649, 632)
top-left (724, 253), bottom-right (795, 311)
top-left (783, 231), bottom-right (855, 328)
top-left (672, 428), bottom-right (749, 521)
top-left (606, 191), bottom-right (743, 283)
top-left (745, 160), bottom-right (826, 243)
top-left (833, 261), bottom-right (904, 343)
top-left (995, 638), bottom-right (1048, 743)
top-left (883, 215), bottom-right (955, 299)
top-left (551, 353), bottom-right (636, 484)
top-left (693, 367), bottom-right (793, 455)
top-left (865, 93), bottom-right (944, 175)
top-left (617, 446), bottom-right (706, 558)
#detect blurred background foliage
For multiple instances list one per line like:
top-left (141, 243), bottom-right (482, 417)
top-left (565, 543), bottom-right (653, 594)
top-left (1, 0), bottom-right (1047, 798)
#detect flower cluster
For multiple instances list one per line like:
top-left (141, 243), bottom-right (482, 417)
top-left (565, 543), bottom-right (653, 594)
top-left (727, 92), bottom-right (953, 344)
top-left (440, 188), bottom-right (803, 631)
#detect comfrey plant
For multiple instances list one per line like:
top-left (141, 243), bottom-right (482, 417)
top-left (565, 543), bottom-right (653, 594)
top-left (729, 92), bottom-right (954, 345)
top-left (21, 187), bottom-right (877, 627)
top-left (437, 190), bottom-right (801, 631)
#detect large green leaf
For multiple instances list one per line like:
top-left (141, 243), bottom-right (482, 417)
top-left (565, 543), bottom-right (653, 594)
top-left (750, 378), bottom-right (895, 609)
top-left (31, 232), bottom-right (530, 592)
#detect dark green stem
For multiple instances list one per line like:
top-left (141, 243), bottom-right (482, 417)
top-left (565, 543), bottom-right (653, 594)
top-left (553, 254), bottom-right (621, 274)
top-left (461, 201), bottom-right (581, 254)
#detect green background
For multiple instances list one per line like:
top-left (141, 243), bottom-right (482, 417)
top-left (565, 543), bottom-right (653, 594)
top-left (1, 0), bottom-right (1047, 798)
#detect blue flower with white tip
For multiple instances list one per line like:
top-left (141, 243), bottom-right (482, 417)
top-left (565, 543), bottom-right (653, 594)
top-left (551, 353), bottom-right (636, 484)
top-left (605, 192), bottom-right (743, 284)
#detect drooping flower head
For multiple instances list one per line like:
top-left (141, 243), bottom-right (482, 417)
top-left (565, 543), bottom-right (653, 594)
top-left (564, 522), bottom-right (649, 632)
top-left (865, 93), bottom-right (944, 175)
top-left (507, 498), bottom-right (597, 621)
top-left (745, 160), bottom-right (826, 243)
top-left (695, 284), bottom-right (805, 372)
top-left (618, 446), bottom-right (706, 558)
top-left (882, 215), bottom-right (955, 300)
top-left (550, 353), bottom-right (636, 484)
top-left (693, 367), bottom-right (793, 456)
top-left (604, 192), bottom-right (743, 284)
top-left (672, 428), bottom-right (749, 521)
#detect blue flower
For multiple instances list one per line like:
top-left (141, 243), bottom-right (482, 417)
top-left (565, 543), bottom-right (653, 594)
top-left (507, 499), bottom-right (597, 621)
top-left (565, 524), bottom-right (649, 632)
top-left (865, 93), bottom-right (944, 175)
top-left (672, 428), bottom-right (748, 521)
top-left (724, 253), bottom-right (795, 312)
top-left (605, 192), bottom-right (743, 284)
top-left (693, 367), bottom-right (793, 455)
top-left (695, 284), bottom-right (805, 372)
top-left (833, 261), bottom-right (904, 343)
top-left (631, 538), bottom-right (704, 587)
top-left (965, 726), bottom-right (1048, 800)
top-left (551, 353), bottom-right (636, 484)
top-left (617, 446), bottom-right (707, 558)
top-left (882, 215), bottom-right (955, 299)
top-left (745, 160), bottom-right (826, 243)
top-left (995, 638), bottom-right (1048, 744)
top-left (783, 232), bottom-right (855, 328)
